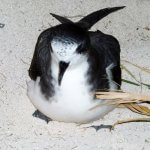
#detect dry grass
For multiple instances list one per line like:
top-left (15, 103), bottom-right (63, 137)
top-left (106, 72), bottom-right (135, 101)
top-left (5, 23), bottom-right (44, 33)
top-left (94, 91), bottom-right (150, 129)
top-left (122, 60), bottom-right (150, 74)
top-left (94, 60), bottom-right (150, 129)
top-left (94, 91), bottom-right (150, 116)
top-left (96, 91), bottom-right (150, 105)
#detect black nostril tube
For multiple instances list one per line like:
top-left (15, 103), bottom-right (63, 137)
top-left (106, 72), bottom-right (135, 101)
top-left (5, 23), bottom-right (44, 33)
top-left (58, 61), bottom-right (70, 86)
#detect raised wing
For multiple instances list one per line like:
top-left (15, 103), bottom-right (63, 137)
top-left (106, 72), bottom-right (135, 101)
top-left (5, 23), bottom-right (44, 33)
top-left (50, 6), bottom-right (125, 31)
top-left (50, 13), bottom-right (72, 24)
top-left (77, 6), bottom-right (125, 30)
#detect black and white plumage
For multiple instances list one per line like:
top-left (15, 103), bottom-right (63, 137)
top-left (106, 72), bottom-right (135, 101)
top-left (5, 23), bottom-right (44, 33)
top-left (27, 6), bottom-right (124, 123)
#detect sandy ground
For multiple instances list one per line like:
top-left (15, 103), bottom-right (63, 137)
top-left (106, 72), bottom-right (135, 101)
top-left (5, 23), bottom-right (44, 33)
top-left (0, 0), bottom-right (150, 149)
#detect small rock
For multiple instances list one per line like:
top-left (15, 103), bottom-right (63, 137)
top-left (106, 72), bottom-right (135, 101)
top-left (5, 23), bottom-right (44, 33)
top-left (145, 139), bottom-right (150, 143)
top-left (0, 23), bottom-right (5, 28)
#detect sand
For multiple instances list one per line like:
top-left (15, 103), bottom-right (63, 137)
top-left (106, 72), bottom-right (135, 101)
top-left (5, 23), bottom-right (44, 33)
top-left (0, 0), bottom-right (150, 149)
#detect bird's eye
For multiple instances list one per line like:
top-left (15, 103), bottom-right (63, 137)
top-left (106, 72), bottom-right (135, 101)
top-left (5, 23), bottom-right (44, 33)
top-left (76, 43), bottom-right (87, 54)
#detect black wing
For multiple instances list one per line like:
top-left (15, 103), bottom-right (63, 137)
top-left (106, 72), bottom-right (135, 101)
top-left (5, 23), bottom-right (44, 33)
top-left (28, 29), bottom-right (54, 97)
top-left (29, 29), bottom-right (51, 80)
top-left (87, 30), bottom-right (121, 90)
top-left (50, 6), bottom-right (125, 31)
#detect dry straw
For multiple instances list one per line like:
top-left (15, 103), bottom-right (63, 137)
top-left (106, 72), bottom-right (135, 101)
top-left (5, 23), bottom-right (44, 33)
top-left (94, 91), bottom-right (150, 129)
top-left (94, 60), bottom-right (150, 129)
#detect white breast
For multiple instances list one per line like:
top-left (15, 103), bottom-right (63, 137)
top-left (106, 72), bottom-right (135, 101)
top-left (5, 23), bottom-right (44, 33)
top-left (27, 56), bottom-right (115, 123)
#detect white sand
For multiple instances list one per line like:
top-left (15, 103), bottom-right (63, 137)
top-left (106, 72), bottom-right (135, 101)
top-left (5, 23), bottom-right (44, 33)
top-left (0, 0), bottom-right (150, 149)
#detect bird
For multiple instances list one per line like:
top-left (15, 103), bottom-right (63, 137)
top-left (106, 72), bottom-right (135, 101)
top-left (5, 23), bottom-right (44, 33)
top-left (27, 6), bottom-right (124, 124)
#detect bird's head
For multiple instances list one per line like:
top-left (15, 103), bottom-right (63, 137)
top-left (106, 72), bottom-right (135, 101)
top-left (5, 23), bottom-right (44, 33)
top-left (50, 23), bottom-right (90, 65)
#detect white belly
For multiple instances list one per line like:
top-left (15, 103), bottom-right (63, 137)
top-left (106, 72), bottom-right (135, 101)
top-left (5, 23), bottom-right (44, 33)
top-left (27, 59), bottom-right (115, 123)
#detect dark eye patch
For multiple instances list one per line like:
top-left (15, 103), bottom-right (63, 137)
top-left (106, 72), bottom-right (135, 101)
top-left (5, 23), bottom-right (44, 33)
top-left (76, 42), bottom-right (87, 54)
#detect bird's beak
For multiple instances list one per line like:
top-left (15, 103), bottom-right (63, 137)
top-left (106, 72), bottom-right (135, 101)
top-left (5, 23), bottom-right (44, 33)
top-left (58, 61), bottom-right (69, 85)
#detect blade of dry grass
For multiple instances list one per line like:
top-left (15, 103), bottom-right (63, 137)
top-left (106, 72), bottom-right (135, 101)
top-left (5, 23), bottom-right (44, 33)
top-left (123, 104), bottom-right (150, 116)
top-left (122, 79), bottom-right (140, 86)
top-left (91, 91), bottom-right (150, 118)
top-left (93, 61), bottom-right (150, 129)
top-left (121, 64), bottom-right (139, 83)
top-left (110, 118), bottom-right (150, 130)
top-left (96, 91), bottom-right (150, 103)
top-left (122, 60), bottom-right (150, 74)
top-left (122, 78), bottom-right (150, 89)
top-left (121, 63), bottom-right (150, 88)
top-left (140, 83), bottom-right (150, 89)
